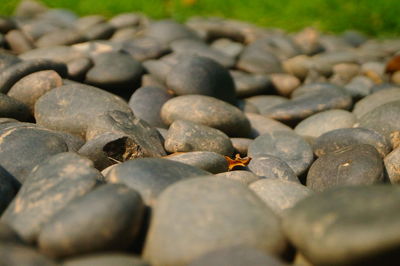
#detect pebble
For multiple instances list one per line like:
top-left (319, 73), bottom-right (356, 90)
top-left (161, 95), bottom-right (251, 137)
top-left (352, 88), bottom-right (400, 118)
top-left (230, 70), bottom-right (271, 98)
top-left (0, 221), bottom-right (22, 243)
top-left (164, 151), bottom-right (228, 174)
top-left (0, 243), bottom-right (57, 266)
top-left (4, 29), bottom-right (35, 54)
top-left (230, 137), bottom-right (253, 156)
top-left (283, 185), bottom-right (400, 265)
top-left (307, 144), bottom-right (384, 192)
top-left (0, 93), bottom-right (31, 121)
top-left (104, 158), bottom-right (210, 206)
top-left (245, 95), bottom-right (289, 115)
top-left (248, 130), bottom-right (313, 176)
top-left (270, 73), bottom-right (301, 97)
top-left (143, 177), bottom-right (287, 266)
top-left (35, 28), bottom-right (85, 47)
top-left (1, 152), bottom-right (101, 243)
top-left (63, 253), bottom-right (150, 266)
top-left (215, 170), bottom-right (261, 185)
top-left (245, 113), bottom-right (293, 138)
top-left (384, 147), bottom-right (400, 184)
top-left (0, 165), bottom-right (19, 215)
top-left (144, 19), bottom-right (200, 45)
top-left (164, 120), bottom-right (234, 156)
top-left (211, 38), bottom-right (244, 58)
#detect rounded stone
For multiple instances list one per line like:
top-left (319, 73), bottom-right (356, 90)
top-left (1, 152), bottom-right (101, 243)
top-left (231, 137), bottom-right (253, 156)
top-left (248, 131), bottom-right (313, 176)
top-left (353, 88), bottom-right (400, 118)
top-left (306, 144), bottom-right (384, 192)
top-left (144, 19), bottom-right (200, 45)
top-left (230, 70), bottom-right (270, 98)
top-left (215, 170), bottom-right (261, 185)
top-left (0, 53), bottom-right (21, 72)
top-left (211, 38), bottom-right (244, 58)
top-left (20, 45), bottom-right (86, 63)
top-left (128, 86), bottom-right (174, 128)
top-left (35, 28), bottom-right (85, 47)
top-left (0, 243), bottom-right (57, 266)
top-left (66, 57), bottom-right (93, 81)
top-left (0, 165), bottom-right (19, 216)
top-left (38, 184), bottom-right (144, 258)
top-left (248, 155), bottom-right (300, 183)
top-left (164, 120), bottom-right (234, 156)
top-left (384, 147), bottom-right (400, 184)
top-left (0, 93), bottom-right (31, 121)
top-left (4, 29), bottom-right (35, 54)
top-left (313, 127), bottom-right (391, 158)
top-left (105, 158), bottom-right (210, 206)
top-left (237, 42), bottom-right (283, 74)
top-left (245, 95), bottom-right (289, 115)
top-left (63, 253), bottom-right (149, 266)
top-left (143, 177), bottom-right (287, 266)
top-left (283, 185), bottom-right (400, 266)
top-left (164, 151), bottom-right (228, 174)
top-left (245, 113), bottom-right (293, 138)
top-left (294, 109), bottom-right (356, 141)
top-left (119, 37), bottom-right (170, 62)
top-left (73, 15), bottom-right (106, 32)
top-left (249, 178), bottom-right (313, 217)
top-left (0, 123), bottom-right (69, 183)
top-left (165, 56), bottom-right (237, 104)
top-left (0, 221), bottom-right (22, 243)
top-left (270, 73), bottom-right (301, 97)
top-left (34, 83), bottom-right (132, 138)
top-left (83, 23), bottom-right (115, 41)
top-left (7, 70), bottom-right (62, 114)
top-left (161, 95), bottom-right (251, 137)
top-left (109, 12), bottom-right (142, 28)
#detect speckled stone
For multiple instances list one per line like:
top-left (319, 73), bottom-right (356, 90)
top-left (164, 151), bottom-right (228, 174)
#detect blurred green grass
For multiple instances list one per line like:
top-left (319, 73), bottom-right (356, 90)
top-left (1, 0), bottom-right (400, 37)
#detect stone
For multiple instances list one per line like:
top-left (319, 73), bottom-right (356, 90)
top-left (144, 19), bottom-right (200, 45)
top-left (0, 53), bottom-right (21, 72)
top-left (384, 147), bottom-right (400, 184)
top-left (128, 86), bottom-right (174, 128)
top-left (245, 113), bottom-right (293, 138)
top-left (74, 15), bottom-right (106, 32)
top-left (248, 131), bottom-right (313, 176)
top-left (0, 93), bottom-right (31, 121)
top-left (161, 95), bottom-right (251, 137)
top-left (1, 152), bottom-right (101, 243)
top-left (165, 55), bottom-right (237, 104)
top-left (4, 29), bottom-right (35, 54)
top-left (0, 165), bottom-right (19, 215)
top-left (292, 27), bottom-right (324, 56)
top-left (38, 184), bottom-right (144, 258)
top-left (83, 23), bottom-right (115, 41)
top-left (0, 243), bottom-right (57, 266)
top-left (20, 45), bottom-right (86, 63)
top-left (231, 137), bottom-right (253, 156)
top-left (283, 185), bottom-right (400, 266)
top-left (143, 177), bottom-right (287, 266)
top-left (270, 73), bottom-right (301, 97)
top-left (307, 144), bottom-right (384, 192)
top-left (313, 127), bottom-right (391, 158)
top-left (230, 70), bottom-right (270, 98)
top-left (282, 55), bottom-right (312, 80)
top-left (109, 12), bottom-right (142, 28)
top-left (211, 38), bottom-right (244, 58)
top-left (0, 123), bottom-right (69, 183)
top-left (164, 151), bottom-right (228, 174)
top-left (249, 178), bottom-right (313, 217)
top-left (7, 70), bottom-right (62, 114)
top-left (237, 99), bottom-right (260, 114)
top-left (245, 95), bottom-right (289, 115)
top-left (0, 59), bottom-right (68, 94)
top-left (352, 88), bottom-right (400, 118)
top-left (66, 57), bottom-right (93, 81)
top-left (57, 131), bottom-right (85, 152)
top-left (247, 155), bottom-right (300, 183)
top-left (188, 245), bottom-right (286, 266)
top-left (0, 221), bottom-right (22, 243)
top-left (330, 63), bottom-right (360, 85)
top-left (164, 120), bottom-right (234, 156)
top-left (343, 75), bottom-right (374, 99)
top-left (63, 253), bottom-right (149, 266)
top-left (34, 83), bottom-right (132, 138)
top-left (105, 158), bottom-right (209, 206)
top-left (35, 28), bottom-right (86, 47)
top-left (0, 16), bottom-right (16, 33)
top-left (215, 170), bottom-right (261, 185)
top-left (294, 109), bottom-right (356, 142)
top-left (119, 37), bottom-right (170, 62)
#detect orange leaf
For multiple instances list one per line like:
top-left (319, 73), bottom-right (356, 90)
top-left (224, 154), bottom-right (252, 171)
top-left (385, 55), bottom-right (400, 74)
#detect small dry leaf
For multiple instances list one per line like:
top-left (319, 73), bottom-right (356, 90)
top-left (224, 154), bottom-right (252, 171)
top-left (385, 55), bottom-right (400, 74)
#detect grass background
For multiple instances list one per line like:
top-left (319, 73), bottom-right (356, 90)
top-left (1, 0), bottom-right (400, 37)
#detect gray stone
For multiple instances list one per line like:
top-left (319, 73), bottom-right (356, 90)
top-left (283, 185), bottom-right (400, 266)
top-left (0, 93), bottom-right (31, 121)
top-left (143, 177), bottom-right (287, 266)
top-left (164, 120), bottom-right (234, 156)
top-left (35, 28), bottom-right (85, 47)
top-left (66, 57), bottom-right (93, 81)
top-left (248, 131), bottom-right (313, 176)
top-left (161, 95), bottom-right (251, 137)
top-left (384, 147), bottom-right (400, 184)
top-left (211, 38), bottom-right (244, 58)
top-left (230, 70), bottom-right (270, 98)
top-left (353, 88), bottom-right (400, 118)
top-left (109, 12), bottom-right (142, 28)
top-left (1, 152), bottom-right (101, 243)
top-left (0, 243), bottom-right (57, 266)
top-left (119, 37), bottom-right (169, 62)
top-left (63, 253), bottom-right (149, 266)
top-left (307, 144), bottom-right (384, 192)
top-left (231, 137), bottom-right (253, 157)
top-left (105, 158), bottom-right (209, 206)
top-left (38, 184), bottom-right (144, 258)
top-left (249, 178), bottom-right (313, 217)
top-left (83, 23), bottom-right (115, 41)
top-left (245, 113), bottom-right (293, 138)
top-left (144, 19), bottom-right (200, 45)
top-left (248, 155), bottom-right (300, 183)
top-left (215, 170), bottom-right (261, 185)
top-left (0, 222), bottom-right (22, 243)
top-left (245, 95), bottom-right (289, 115)
top-left (20, 45), bottom-right (86, 63)
top-left (0, 165), bottom-right (19, 216)
top-left (164, 151), bottom-right (228, 174)
top-left (270, 73), bottom-right (301, 97)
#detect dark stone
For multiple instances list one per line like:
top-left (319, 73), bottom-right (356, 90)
top-left (164, 151), bottom-right (228, 174)
top-left (142, 59), bottom-right (171, 83)
top-left (119, 37), bottom-right (170, 62)
top-left (144, 19), bottom-right (200, 45)
top-left (384, 147), bottom-right (400, 184)
top-left (211, 38), bottom-right (244, 59)
top-left (0, 123), bottom-right (68, 183)
top-left (35, 28), bottom-right (86, 47)
top-left (283, 185), bottom-right (400, 266)
top-left (143, 177), bottom-right (287, 266)
top-left (4, 29), bottom-right (35, 54)
top-left (57, 131), bottom-right (85, 152)
top-left (245, 95), bottom-right (289, 115)
top-left (105, 158), bottom-right (209, 206)
top-left (307, 144), bottom-right (384, 192)
top-left (188, 245), bottom-right (286, 266)
top-left (215, 170), bottom-right (261, 185)
top-left (294, 109), bottom-right (356, 141)
top-left (248, 131), bottom-right (313, 176)
top-left (248, 155), bottom-right (300, 183)
top-left (164, 120), bottom-right (234, 156)
top-left (313, 127), bottom-right (391, 158)
top-left (63, 253), bottom-right (149, 266)
top-left (7, 70), bottom-right (62, 114)
top-left (128, 86), bottom-right (174, 128)
top-left (0, 16), bottom-right (16, 34)
top-left (245, 113), bottom-right (293, 138)
top-left (237, 99), bottom-right (260, 114)
top-left (230, 70), bottom-right (271, 98)
top-left (165, 55), bottom-right (237, 104)
top-left (0, 118), bottom-right (18, 124)
top-left (231, 137), bottom-right (252, 156)
top-left (0, 52), bottom-right (21, 72)
top-left (343, 75), bottom-right (373, 98)
top-left (0, 243), bottom-right (57, 266)
top-left (353, 88), bottom-right (400, 118)
top-left (38, 184), bottom-right (144, 258)
top-left (0, 93), bottom-right (31, 121)
top-left (161, 95), bottom-right (250, 137)
top-left (0, 165), bottom-right (19, 216)
top-left (83, 23), bottom-right (115, 40)
top-left (85, 110), bottom-right (166, 158)
top-left (249, 178), bottom-right (313, 217)
top-left (0, 222), bottom-right (22, 243)
top-left (34, 83), bottom-right (132, 138)
top-left (1, 152), bottom-right (101, 243)
top-left (0, 59), bottom-right (68, 94)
